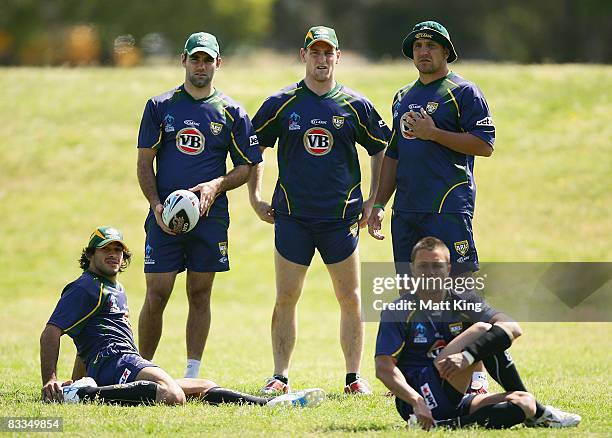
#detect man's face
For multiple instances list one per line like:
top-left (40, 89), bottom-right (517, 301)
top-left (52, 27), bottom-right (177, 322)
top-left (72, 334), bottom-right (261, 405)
top-left (89, 242), bottom-right (124, 278)
top-left (301, 41), bottom-right (340, 83)
top-left (412, 39), bottom-right (448, 74)
top-left (182, 51), bottom-right (220, 88)
top-left (410, 247), bottom-right (451, 293)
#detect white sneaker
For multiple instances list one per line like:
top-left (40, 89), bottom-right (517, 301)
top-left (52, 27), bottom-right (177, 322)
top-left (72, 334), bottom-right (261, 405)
top-left (62, 377), bottom-right (97, 403)
top-left (525, 405), bottom-right (581, 428)
top-left (266, 388), bottom-right (325, 408)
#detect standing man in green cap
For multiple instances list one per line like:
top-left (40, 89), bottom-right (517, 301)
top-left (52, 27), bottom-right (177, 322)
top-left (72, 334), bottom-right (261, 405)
top-left (248, 25), bottom-right (390, 395)
top-left (136, 32), bottom-right (262, 378)
top-left (368, 20), bottom-right (494, 276)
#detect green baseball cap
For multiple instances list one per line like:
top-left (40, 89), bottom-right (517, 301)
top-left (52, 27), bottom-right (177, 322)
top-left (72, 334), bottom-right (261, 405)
top-left (304, 26), bottom-right (339, 49)
top-left (87, 226), bottom-right (129, 251)
top-left (402, 20), bottom-right (458, 63)
top-left (183, 32), bottom-right (220, 58)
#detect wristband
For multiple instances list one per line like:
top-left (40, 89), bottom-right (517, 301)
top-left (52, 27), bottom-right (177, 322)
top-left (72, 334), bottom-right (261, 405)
top-left (373, 203), bottom-right (385, 210)
top-left (462, 350), bottom-right (476, 365)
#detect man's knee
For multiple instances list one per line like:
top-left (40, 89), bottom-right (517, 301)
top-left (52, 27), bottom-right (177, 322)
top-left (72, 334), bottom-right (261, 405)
top-left (144, 286), bottom-right (173, 312)
top-left (336, 289), bottom-right (361, 310)
top-left (275, 288), bottom-right (301, 308)
top-left (506, 391), bottom-right (536, 418)
top-left (468, 321), bottom-right (492, 334)
top-left (187, 285), bottom-right (212, 308)
top-left (157, 382), bottom-right (186, 405)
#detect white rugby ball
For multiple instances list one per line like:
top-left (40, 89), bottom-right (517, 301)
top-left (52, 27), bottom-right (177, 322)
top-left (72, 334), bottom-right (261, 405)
top-left (162, 190), bottom-right (200, 233)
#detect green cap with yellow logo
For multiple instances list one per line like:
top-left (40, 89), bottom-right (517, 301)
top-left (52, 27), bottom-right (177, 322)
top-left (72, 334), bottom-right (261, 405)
top-left (304, 26), bottom-right (339, 49)
top-left (184, 32), bottom-right (220, 59)
top-left (402, 21), bottom-right (458, 63)
top-left (87, 226), bottom-right (129, 251)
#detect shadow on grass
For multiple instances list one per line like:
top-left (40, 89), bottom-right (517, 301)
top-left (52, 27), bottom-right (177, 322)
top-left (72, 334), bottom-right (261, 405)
top-left (313, 423), bottom-right (401, 433)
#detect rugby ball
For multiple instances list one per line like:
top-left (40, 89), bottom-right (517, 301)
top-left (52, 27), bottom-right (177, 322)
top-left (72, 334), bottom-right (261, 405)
top-left (162, 190), bottom-right (200, 233)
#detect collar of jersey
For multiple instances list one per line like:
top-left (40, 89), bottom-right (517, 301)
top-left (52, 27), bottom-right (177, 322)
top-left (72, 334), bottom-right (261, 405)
top-left (300, 80), bottom-right (342, 99)
top-left (416, 71), bottom-right (454, 87)
top-left (179, 85), bottom-right (219, 102)
top-left (85, 269), bottom-right (118, 288)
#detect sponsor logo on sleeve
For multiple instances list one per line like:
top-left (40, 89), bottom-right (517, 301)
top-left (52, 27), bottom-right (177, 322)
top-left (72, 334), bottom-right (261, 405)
top-left (476, 116), bottom-right (494, 127)
top-left (176, 127), bottom-right (205, 154)
top-left (303, 127), bottom-right (334, 156)
top-left (249, 135), bottom-right (259, 146)
top-left (378, 119), bottom-right (387, 127)
top-left (420, 383), bottom-right (438, 409)
top-left (209, 122), bottom-right (223, 135)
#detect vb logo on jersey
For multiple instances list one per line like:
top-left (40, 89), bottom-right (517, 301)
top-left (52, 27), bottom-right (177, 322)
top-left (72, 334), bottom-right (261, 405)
top-left (176, 127), bottom-right (205, 155)
top-left (303, 127), bottom-right (333, 156)
top-left (400, 112), bottom-right (417, 139)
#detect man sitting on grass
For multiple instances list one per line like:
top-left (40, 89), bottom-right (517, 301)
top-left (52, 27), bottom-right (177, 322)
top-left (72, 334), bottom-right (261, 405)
top-left (40, 226), bottom-right (324, 408)
top-left (375, 236), bottom-right (581, 430)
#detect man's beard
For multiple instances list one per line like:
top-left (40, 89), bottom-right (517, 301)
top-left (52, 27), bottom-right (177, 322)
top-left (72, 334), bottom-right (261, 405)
top-left (189, 74), bottom-right (212, 88)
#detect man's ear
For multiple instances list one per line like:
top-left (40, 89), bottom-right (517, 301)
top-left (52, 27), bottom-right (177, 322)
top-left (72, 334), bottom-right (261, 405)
top-left (300, 47), bottom-right (307, 62)
top-left (181, 53), bottom-right (187, 67)
top-left (216, 56), bottom-right (222, 69)
top-left (336, 49), bottom-right (341, 63)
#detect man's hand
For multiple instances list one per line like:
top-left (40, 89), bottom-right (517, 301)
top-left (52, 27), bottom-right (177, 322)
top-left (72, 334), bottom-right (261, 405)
top-left (436, 352), bottom-right (470, 380)
top-left (367, 206), bottom-right (385, 240)
top-left (189, 180), bottom-right (221, 216)
top-left (407, 108), bottom-right (438, 141)
top-left (413, 397), bottom-right (435, 431)
top-left (358, 197), bottom-right (375, 228)
top-left (152, 203), bottom-right (176, 235)
top-left (251, 199), bottom-right (274, 224)
top-left (42, 379), bottom-right (72, 403)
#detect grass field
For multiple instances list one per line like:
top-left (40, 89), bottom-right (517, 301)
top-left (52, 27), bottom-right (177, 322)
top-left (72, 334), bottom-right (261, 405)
top-left (0, 61), bottom-right (610, 436)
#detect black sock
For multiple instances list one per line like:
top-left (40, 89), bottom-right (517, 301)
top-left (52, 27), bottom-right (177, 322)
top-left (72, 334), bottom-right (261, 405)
top-left (203, 387), bottom-right (269, 406)
top-left (482, 351), bottom-right (546, 418)
top-left (346, 373), bottom-right (359, 386)
top-left (273, 374), bottom-right (288, 385)
top-left (77, 381), bottom-right (158, 405)
top-left (436, 401), bottom-right (526, 429)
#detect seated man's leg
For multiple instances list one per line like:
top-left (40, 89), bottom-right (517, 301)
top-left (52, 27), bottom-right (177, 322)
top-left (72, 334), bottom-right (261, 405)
top-left (175, 378), bottom-right (268, 406)
top-left (436, 390), bottom-right (536, 429)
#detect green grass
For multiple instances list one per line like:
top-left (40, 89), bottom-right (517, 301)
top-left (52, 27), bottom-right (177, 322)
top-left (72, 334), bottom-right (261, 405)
top-left (0, 62), bottom-right (610, 436)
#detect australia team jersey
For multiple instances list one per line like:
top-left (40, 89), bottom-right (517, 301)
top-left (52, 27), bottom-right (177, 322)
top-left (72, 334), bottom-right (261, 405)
top-left (253, 81), bottom-right (390, 219)
top-left (138, 86), bottom-right (262, 218)
top-left (48, 271), bottom-right (138, 368)
top-left (375, 290), bottom-right (498, 370)
top-left (386, 72), bottom-right (495, 216)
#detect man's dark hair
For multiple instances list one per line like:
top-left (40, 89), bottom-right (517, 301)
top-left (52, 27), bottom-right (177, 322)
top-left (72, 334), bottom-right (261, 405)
top-left (410, 236), bottom-right (450, 262)
top-left (79, 247), bottom-right (132, 272)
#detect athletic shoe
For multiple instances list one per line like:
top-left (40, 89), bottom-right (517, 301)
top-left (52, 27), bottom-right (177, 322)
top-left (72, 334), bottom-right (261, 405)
top-left (62, 377), bottom-right (97, 403)
top-left (261, 376), bottom-right (290, 395)
top-left (266, 388), bottom-right (325, 408)
top-left (344, 377), bottom-right (372, 395)
top-left (525, 405), bottom-right (581, 428)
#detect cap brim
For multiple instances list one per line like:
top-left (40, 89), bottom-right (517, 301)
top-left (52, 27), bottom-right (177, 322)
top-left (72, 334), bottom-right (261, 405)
top-left (305, 38), bottom-right (337, 49)
top-left (186, 47), bottom-right (219, 58)
top-left (401, 31), bottom-right (457, 63)
top-left (97, 239), bottom-right (129, 252)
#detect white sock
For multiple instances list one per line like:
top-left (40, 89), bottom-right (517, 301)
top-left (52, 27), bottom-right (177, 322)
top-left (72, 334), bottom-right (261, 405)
top-left (184, 359), bottom-right (201, 378)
